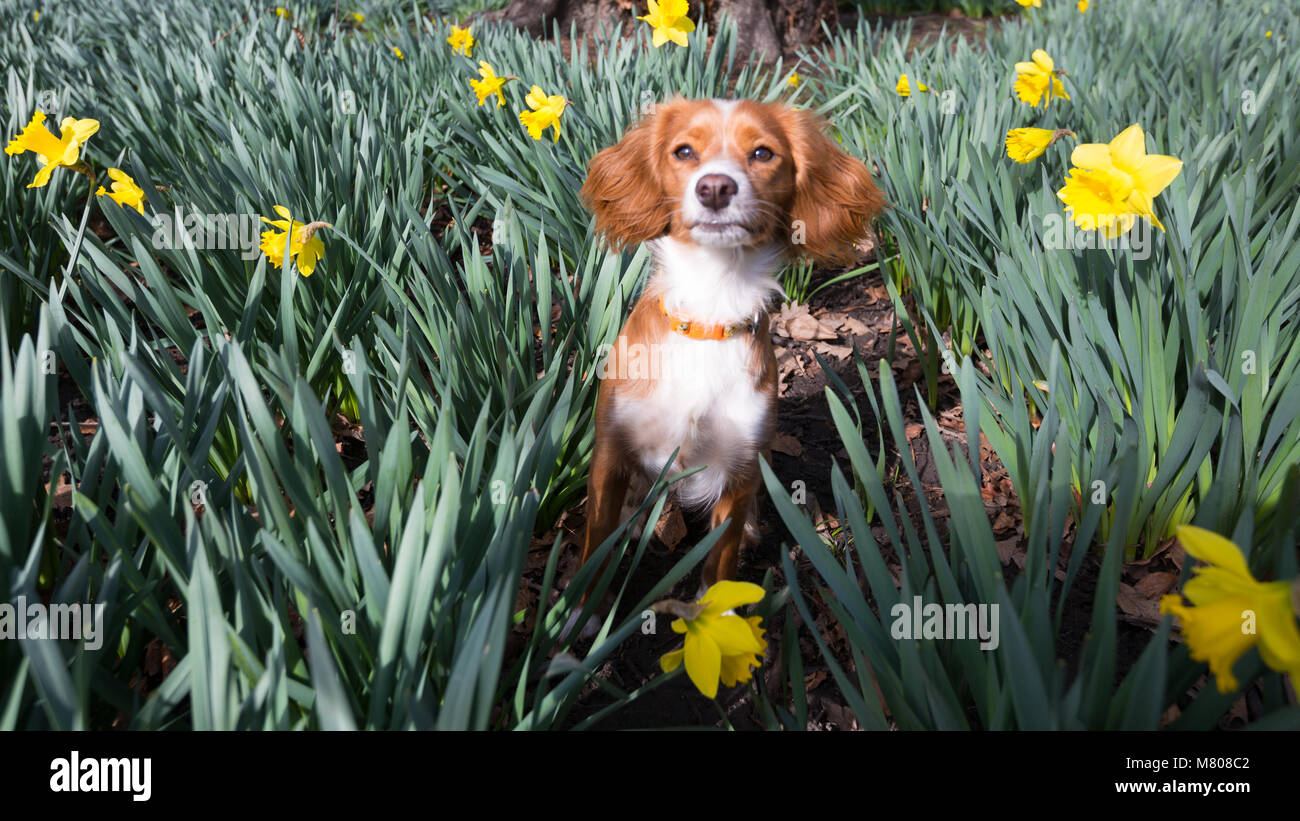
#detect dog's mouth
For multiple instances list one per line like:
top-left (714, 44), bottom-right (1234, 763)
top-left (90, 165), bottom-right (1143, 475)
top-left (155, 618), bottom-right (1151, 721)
top-left (692, 219), bottom-right (745, 230)
top-left (689, 219), bottom-right (755, 238)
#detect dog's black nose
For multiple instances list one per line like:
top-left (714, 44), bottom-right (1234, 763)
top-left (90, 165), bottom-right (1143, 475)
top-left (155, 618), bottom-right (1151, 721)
top-left (695, 174), bottom-right (737, 211)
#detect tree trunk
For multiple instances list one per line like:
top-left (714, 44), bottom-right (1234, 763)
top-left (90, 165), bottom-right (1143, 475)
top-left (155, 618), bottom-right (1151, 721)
top-left (483, 0), bottom-right (838, 60)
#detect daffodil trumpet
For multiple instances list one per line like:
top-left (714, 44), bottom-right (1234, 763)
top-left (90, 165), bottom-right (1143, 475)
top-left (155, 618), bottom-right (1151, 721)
top-left (1159, 525), bottom-right (1300, 694)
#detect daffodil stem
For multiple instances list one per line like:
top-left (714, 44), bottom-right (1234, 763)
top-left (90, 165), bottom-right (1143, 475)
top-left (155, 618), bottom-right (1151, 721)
top-left (212, 16), bottom-right (248, 46)
top-left (71, 161), bottom-right (97, 199)
top-left (711, 698), bottom-right (735, 730)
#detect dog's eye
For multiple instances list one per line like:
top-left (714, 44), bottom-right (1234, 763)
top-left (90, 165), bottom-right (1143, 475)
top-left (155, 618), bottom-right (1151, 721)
top-left (673, 145), bottom-right (695, 161)
top-left (750, 146), bottom-right (774, 162)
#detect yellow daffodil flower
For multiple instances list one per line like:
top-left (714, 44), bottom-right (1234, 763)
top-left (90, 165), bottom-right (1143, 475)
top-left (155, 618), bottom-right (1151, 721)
top-left (787, 71), bottom-right (801, 88)
top-left (896, 73), bottom-right (929, 97)
top-left (5, 110), bottom-right (100, 189)
top-left (393, 46), bottom-right (404, 60)
top-left (1014, 49), bottom-right (1069, 108)
top-left (519, 85), bottom-right (567, 141)
top-left (1016, 0), bottom-right (1042, 6)
top-left (259, 205), bottom-right (330, 277)
top-left (274, 7), bottom-right (291, 18)
top-left (1078, 0), bottom-right (1090, 11)
top-left (658, 581), bottom-right (766, 698)
top-left (1056, 123), bottom-right (1182, 237)
top-left (1160, 526), bottom-right (1300, 694)
top-left (351, 12), bottom-right (365, 23)
top-left (447, 24), bottom-right (474, 57)
top-left (639, 0), bottom-right (694, 48)
top-left (1006, 127), bottom-right (1074, 163)
top-left (95, 167), bottom-right (145, 214)
top-left (470, 61), bottom-right (511, 107)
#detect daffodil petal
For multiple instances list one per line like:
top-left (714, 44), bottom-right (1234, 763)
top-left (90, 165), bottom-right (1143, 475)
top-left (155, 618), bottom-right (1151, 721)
top-left (684, 634), bottom-right (721, 698)
top-left (1132, 154), bottom-right (1183, 197)
top-left (1255, 585), bottom-right (1300, 680)
top-left (1106, 124), bottom-right (1147, 170)
top-left (1069, 143), bottom-right (1111, 170)
top-left (297, 236), bottom-right (323, 276)
top-left (59, 117), bottom-right (100, 145)
top-left (1177, 525), bottom-right (1252, 580)
top-left (1163, 594), bottom-right (1255, 693)
top-left (699, 580), bottom-right (765, 615)
top-left (708, 614), bottom-right (765, 655)
top-left (660, 647), bottom-right (685, 673)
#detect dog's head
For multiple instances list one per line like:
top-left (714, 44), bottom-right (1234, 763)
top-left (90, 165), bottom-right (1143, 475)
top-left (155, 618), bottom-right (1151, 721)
top-left (581, 99), bottom-right (884, 264)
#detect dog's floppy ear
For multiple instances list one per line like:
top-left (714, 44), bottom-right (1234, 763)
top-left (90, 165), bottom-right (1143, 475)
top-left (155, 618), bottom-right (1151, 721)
top-left (779, 107), bottom-right (886, 265)
top-left (581, 109), bottom-right (674, 249)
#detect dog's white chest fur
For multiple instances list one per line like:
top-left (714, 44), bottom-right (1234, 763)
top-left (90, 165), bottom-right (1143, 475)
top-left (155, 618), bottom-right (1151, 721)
top-left (609, 238), bottom-right (781, 509)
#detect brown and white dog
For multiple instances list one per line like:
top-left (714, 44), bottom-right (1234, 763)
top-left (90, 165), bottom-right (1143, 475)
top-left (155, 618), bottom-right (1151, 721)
top-left (576, 99), bottom-right (884, 599)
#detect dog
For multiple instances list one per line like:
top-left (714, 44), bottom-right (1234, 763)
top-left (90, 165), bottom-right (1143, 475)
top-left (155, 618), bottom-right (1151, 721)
top-left (575, 98), bottom-right (884, 601)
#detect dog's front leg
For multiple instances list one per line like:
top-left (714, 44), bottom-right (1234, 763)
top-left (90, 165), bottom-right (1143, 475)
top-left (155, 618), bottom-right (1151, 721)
top-left (701, 472), bottom-right (760, 590)
top-left (577, 432), bottom-right (631, 597)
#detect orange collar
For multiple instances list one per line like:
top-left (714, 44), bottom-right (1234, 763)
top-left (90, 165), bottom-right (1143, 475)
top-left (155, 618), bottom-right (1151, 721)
top-left (659, 295), bottom-right (759, 340)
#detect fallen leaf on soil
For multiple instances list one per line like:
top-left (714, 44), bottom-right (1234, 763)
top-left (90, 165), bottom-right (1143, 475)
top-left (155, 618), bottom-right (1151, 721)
top-left (892, 357), bottom-right (924, 385)
top-left (771, 431), bottom-right (804, 457)
top-left (787, 313), bottom-right (838, 341)
top-left (772, 301), bottom-right (809, 338)
top-left (1134, 571), bottom-right (1177, 598)
top-left (813, 341), bottom-right (853, 360)
top-left (654, 502), bottom-right (687, 551)
top-left (45, 473), bottom-right (73, 510)
top-left (775, 347), bottom-right (801, 398)
top-left (839, 315), bottom-right (872, 336)
top-left (992, 510), bottom-right (1017, 534)
top-left (1117, 582), bottom-right (1162, 627)
top-left (995, 537), bottom-right (1024, 568)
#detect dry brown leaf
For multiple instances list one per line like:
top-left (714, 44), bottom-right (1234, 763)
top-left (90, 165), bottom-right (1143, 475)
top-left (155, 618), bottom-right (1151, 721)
top-left (1135, 571), bottom-right (1177, 598)
top-left (995, 537), bottom-right (1025, 568)
top-left (1117, 582), bottom-right (1162, 626)
top-left (787, 313), bottom-right (838, 341)
top-left (773, 301), bottom-right (811, 338)
top-left (839, 315), bottom-right (872, 336)
top-left (992, 510), bottom-right (1017, 533)
top-left (655, 502), bottom-right (687, 551)
top-left (813, 341), bottom-right (854, 360)
top-left (771, 431), bottom-right (804, 457)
